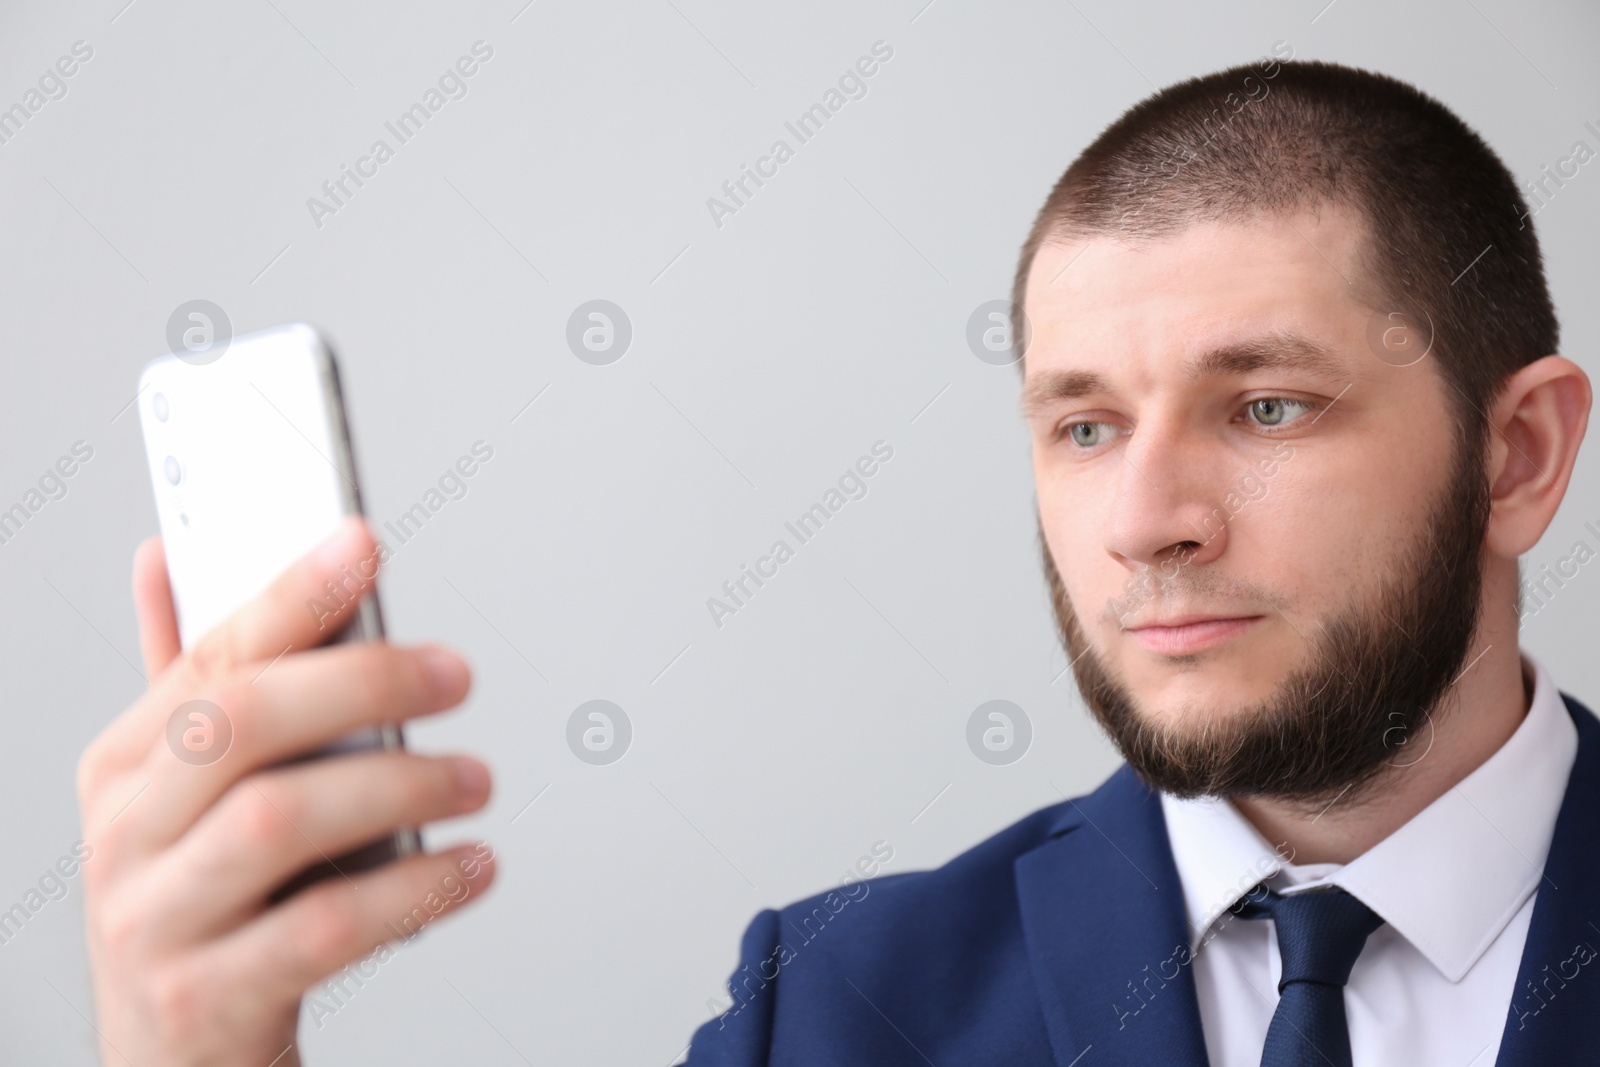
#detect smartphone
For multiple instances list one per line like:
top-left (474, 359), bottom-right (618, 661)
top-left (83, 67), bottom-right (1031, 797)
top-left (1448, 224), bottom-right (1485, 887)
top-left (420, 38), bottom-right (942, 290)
top-left (138, 322), bottom-right (418, 896)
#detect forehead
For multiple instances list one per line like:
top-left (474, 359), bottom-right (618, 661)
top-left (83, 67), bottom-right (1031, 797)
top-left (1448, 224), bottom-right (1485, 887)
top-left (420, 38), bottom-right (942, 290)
top-left (1021, 205), bottom-right (1376, 385)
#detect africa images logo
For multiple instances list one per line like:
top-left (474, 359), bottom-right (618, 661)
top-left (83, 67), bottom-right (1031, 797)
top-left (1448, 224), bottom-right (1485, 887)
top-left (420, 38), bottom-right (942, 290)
top-left (165, 700), bottom-right (233, 766)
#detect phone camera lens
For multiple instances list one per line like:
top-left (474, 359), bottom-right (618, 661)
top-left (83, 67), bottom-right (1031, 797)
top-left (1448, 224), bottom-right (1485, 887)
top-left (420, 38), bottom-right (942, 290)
top-left (152, 392), bottom-right (170, 422)
top-left (164, 455), bottom-right (182, 486)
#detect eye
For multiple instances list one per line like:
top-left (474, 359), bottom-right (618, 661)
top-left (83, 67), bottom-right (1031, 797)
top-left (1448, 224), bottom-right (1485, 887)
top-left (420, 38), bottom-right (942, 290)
top-left (1245, 397), bottom-right (1316, 428)
top-left (1063, 421), bottom-right (1120, 448)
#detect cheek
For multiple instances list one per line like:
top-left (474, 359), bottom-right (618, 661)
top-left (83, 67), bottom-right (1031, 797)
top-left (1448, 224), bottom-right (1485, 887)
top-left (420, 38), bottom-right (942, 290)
top-left (1034, 443), bottom-right (1102, 542)
top-left (1036, 479), bottom-right (1085, 566)
top-left (1034, 455), bottom-right (1146, 623)
top-left (1271, 421), bottom-right (1440, 538)
top-left (1037, 495), bottom-right (1116, 619)
top-left (1229, 450), bottom-right (1425, 624)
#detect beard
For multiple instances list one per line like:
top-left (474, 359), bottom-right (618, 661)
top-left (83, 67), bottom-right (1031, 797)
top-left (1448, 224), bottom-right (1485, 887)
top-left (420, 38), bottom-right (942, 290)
top-left (1042, 430), bottom-right (1492, 809)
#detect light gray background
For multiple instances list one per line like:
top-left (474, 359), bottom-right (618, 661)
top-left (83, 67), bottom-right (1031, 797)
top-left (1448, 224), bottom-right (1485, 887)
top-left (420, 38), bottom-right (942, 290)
top-left (2, 1), bottom-right (1597, 1063)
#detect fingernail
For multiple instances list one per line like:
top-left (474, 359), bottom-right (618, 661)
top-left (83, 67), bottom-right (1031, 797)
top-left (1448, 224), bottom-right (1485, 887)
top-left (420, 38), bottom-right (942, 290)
top-left (450, 841), bottom-right (497, 884)
top-left (315, 516), bottom-right (366, 568)
top-left (418, 646), bottom-right (469, 698)
top-left (447, 756), bottom-right (491, 801)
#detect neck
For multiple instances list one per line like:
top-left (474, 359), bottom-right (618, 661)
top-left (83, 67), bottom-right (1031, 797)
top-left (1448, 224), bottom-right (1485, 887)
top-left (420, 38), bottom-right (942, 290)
top-left (1230, 590), bottom-right (1530, 866)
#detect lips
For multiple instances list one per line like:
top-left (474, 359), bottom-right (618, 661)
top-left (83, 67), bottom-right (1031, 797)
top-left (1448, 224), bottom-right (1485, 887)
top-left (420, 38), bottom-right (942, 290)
top-left (1125, 614), bottom-right (1264, 656)
top-left (1128, 613), bottom-right (1255, 630)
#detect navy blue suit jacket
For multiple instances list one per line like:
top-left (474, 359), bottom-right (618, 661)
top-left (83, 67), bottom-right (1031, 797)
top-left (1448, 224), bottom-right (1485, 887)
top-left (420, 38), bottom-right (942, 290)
top-left (684, 694), bottom-right (1600, 1066)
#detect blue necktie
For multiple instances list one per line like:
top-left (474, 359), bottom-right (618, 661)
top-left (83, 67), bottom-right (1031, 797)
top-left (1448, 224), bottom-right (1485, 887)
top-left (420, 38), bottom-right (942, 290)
top-left (1232, 883), bottom-right (1387, 1067)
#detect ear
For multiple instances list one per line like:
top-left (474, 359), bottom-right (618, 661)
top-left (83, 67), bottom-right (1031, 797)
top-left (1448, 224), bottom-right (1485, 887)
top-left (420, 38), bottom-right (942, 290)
top-left (1483, 355), bottom-right (1592, 559)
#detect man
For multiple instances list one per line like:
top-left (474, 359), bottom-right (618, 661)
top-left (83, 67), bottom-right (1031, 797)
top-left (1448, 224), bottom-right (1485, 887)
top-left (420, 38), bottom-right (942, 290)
top-left (77, 58), bottom-right (1593, 1065)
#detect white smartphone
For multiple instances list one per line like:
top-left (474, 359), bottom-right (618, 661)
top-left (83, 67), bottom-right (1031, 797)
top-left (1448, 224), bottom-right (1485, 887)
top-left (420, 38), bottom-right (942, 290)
top-left (138, 322), bottom-right (418, 894)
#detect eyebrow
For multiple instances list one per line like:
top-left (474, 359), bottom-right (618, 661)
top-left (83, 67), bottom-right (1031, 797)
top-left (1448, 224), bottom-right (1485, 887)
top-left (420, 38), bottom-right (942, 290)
top-left (1019, 331), bottom-right (1350, 419)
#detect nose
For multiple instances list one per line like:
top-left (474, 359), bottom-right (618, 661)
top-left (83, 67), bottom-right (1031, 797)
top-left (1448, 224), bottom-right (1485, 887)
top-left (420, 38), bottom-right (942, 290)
top-left (1103, 420), bottom-right (1235, 575)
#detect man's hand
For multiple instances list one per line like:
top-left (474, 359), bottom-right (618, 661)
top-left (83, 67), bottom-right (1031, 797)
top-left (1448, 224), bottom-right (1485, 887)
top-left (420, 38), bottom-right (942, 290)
top-left (77, 518), bottom-right (495, 1066)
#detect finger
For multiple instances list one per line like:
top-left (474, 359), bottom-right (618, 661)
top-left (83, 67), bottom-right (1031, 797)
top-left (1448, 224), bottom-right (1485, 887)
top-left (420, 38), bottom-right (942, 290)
top-left (133, 537), bottom-right (181, 678)
top-left (92, 517), bottom-right (386, 776)
top-left (207, 842), bottom-right (497, 1003)
top-left (150, 753), bottom-right (491, 942)
top-left (76, 538), bottom-right (190, 787)
top-left (186, 515), bottom-right (381, 677)
top-left (115, 641), bottom-right (471, 850)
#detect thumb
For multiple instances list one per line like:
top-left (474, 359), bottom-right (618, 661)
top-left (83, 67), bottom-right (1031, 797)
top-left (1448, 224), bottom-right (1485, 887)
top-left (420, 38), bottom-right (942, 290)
top-left (132, 536), bottom-right (182, 677)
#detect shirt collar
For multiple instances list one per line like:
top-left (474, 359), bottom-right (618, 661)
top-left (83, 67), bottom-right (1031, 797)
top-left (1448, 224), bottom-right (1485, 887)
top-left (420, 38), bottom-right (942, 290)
top-left (1160, 651), bottom-right (1577, 982)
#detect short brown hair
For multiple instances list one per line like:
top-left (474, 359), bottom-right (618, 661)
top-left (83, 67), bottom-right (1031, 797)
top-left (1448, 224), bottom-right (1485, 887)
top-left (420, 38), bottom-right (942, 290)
top-left (1012, 57), bottom-right (1558, 455)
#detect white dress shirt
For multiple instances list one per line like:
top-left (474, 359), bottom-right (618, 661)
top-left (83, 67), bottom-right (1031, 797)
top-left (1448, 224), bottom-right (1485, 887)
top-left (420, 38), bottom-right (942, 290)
top-left (1160, 651), bottom-right (1578, 1067)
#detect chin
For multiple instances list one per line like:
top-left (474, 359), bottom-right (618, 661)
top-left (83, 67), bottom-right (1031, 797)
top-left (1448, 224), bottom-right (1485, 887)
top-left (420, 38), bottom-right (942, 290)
top-left (1115, 657), bottom-right (1285, 726)
top-left (1124, 691), bottom-right (1249, 734)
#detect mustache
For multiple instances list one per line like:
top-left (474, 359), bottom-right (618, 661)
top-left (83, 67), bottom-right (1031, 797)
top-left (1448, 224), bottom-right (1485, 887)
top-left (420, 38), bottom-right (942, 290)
top-left (1098, 566), bottom-right (1275, 629)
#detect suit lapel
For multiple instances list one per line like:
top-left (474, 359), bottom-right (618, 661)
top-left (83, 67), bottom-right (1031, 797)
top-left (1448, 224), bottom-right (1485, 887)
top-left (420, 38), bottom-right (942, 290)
top-left (1494, 693), bottom-right (1600, 1066)
top-left (1015, 765), bottom-right (1211, 1067)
